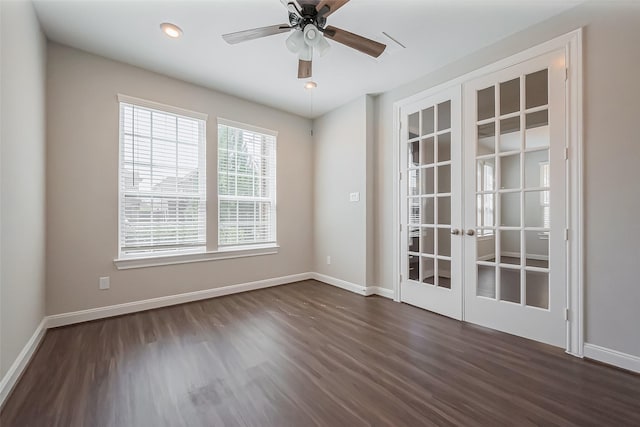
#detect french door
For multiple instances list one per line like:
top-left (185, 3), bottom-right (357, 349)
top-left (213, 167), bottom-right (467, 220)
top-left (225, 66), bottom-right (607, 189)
top-left (400, 86), bottom-right (463, 320)
top-left (463, 50), bottom-right (567, 347)
top-left (398, 49), bottom-right (568, 346)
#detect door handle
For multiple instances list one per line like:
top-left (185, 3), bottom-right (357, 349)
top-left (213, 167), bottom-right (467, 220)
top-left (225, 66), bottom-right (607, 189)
top-left (466, 229), bottom-right (475, 236)
top-left (450, 228), bottom-right (461, 235)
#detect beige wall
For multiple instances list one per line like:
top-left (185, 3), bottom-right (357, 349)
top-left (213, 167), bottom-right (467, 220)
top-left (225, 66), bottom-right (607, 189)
top-left (0, 0), bottom-right (47, 377)
top-left (373, 2), bottom-right (640, 357)
top-left (313, 95), bottom-right (374, 286)
top-left (46, 43), bottom-right (313, 315)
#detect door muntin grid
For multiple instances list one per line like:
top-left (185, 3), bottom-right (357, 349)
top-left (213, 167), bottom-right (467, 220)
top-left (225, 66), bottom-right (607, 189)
top-left (474, 69), bottom-right (551, 309)
top-left (408, 100), bottom-right (452, 289)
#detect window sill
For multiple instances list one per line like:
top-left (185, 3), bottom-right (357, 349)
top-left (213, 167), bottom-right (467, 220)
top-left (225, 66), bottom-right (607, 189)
top-left (114, 244), bottom-right (279, 270)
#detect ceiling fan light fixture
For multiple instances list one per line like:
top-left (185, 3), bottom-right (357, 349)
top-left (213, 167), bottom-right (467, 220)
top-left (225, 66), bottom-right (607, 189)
top-left (298, 44), bottom-right (313, 61)
top-left (303, 24), bottom-right (320, 46)
top-left (160, 22), bottom-right (183, 39)
top-left (285, 30), bottom-right (305, 53)
top-left (316, 36), bottom-right (331, 57)
top-left (304, 81), bottom-right (317, 90)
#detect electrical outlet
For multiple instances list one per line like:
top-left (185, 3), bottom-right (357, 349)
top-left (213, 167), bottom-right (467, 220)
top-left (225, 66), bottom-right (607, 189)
top-left (99, 276), bottom-right (110, 290)
top-left (349, 192), bottom-right (360, 202)
top-left (326, 256), bottom-right (331, 265)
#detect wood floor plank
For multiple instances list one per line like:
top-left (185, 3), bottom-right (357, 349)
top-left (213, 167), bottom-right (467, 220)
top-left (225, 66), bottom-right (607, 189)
top-left (2, 280), bottom-right (639, 426)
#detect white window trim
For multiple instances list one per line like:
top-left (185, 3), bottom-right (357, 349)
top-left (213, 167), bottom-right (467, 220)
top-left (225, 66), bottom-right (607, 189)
top-left (114, 244), bottom-right (279, 270)
top-left (218, 117), bottom-right (278, 138)
top-left (117, 94), bottom-right (208, 121)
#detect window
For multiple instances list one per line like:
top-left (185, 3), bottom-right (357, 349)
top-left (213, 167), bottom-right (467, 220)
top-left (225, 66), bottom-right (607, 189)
top-left (118, 95), bottom-right (207, 257)
top-left (540, 161), bottom-right (550, 228)
top-left (477, 160), bottom-right (495, 236)
top-left (218, 119), bottom-right (277, 247)
top-left (409, 170), bottom-right (420, 224)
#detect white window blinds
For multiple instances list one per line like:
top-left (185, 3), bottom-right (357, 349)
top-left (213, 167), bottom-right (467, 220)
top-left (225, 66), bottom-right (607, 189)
top-left (119, 98), bottom-right (206, 256)
top-left (218, 119), bottom-right (277, 247)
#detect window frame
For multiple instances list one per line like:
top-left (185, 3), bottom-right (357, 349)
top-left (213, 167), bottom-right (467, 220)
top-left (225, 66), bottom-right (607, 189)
top-left (217, 118), bottom-right (278, 249)
top-left (116, 94), bottom-right (208, 259)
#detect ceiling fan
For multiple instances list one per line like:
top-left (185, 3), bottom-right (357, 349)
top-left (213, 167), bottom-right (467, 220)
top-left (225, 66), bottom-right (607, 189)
top-left (222, 0), bottom-right (386, 79)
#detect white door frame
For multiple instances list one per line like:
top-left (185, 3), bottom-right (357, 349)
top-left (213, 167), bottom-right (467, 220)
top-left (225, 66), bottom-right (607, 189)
top-left (391, 29), bottom-right (583, 357)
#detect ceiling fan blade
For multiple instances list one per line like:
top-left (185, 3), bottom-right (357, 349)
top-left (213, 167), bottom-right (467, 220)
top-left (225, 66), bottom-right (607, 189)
top-left (298, 59), bottom-right (312, 79)
top-left (316, 0), bottom-right (350, 17)
top-left (222, 24), bottom-right (291, 45)
top-left (323, 25), bottom-right (386, 58)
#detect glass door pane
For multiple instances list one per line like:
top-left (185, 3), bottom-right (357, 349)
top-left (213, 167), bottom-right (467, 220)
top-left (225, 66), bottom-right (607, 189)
top-left (401, 84), bottom-right (462, 321)
top-left (473, 67), bottom-right (552, 309)
top-left (405, 100), bottom-right (454, 289)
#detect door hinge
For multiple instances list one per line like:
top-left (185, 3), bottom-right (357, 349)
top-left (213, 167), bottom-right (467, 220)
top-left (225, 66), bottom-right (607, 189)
top-left (564, 228), bottom-right (569, 241)
top-left (400, 223), bottom-right (403, 232)
top-left (564, 308), bottom-right (570, 321)
top-left (400, 274), bottom-right (403, 283)
top-left (565, 68), bottom-right (569, 81)
top-left (564, 147), bottom-right (569, 160)
top-left (399, 172), bottom-right (402, 181)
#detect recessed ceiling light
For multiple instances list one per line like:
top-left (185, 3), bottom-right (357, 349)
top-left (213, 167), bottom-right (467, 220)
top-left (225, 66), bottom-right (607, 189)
top-left (304, 81), bottom-right (317, 90)
top-left (160, 23), bottom-right (183, 39)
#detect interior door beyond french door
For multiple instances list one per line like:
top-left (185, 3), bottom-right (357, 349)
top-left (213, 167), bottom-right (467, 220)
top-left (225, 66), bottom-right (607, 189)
top-left (463, 50), bottom-right (567, 347)
top-left (400, 86), bottom-right (462, 320)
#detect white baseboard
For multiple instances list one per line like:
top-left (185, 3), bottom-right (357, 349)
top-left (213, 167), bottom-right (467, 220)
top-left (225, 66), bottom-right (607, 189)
top-left (311, 272), bottom-right (368, 295)
top-left (0, 319), bottom-right (47, 409)
top-left (46, 272), bottom-right (312, 328)
top-left (46, 272), bottom-right (394, 329)
top-left (583, 343), bottom-right (640, 374)
top-left (367, 286), bottom-right (394, 299)
top-left (310, 273), bottom-right (394, 299)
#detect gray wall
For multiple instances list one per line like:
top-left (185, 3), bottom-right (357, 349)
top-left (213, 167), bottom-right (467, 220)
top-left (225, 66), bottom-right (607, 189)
top-left (46, 43), bottom-right (313, 315)
top-left (313, 95), bottom-right (374, 286)
top-left (0, 0), bottom-right (47, 377)
top-left (373, 2), bottom-right (640, 357)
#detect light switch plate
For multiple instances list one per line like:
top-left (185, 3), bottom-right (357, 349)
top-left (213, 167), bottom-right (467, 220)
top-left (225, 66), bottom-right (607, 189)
top-left (99, 276), bottom-right (110, 290)
top-left (349, 192), bottom-right (360, 202)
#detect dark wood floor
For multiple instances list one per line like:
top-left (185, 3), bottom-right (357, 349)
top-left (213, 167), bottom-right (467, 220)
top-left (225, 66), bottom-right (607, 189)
top-left (2, 280), bottom-right (639, 426)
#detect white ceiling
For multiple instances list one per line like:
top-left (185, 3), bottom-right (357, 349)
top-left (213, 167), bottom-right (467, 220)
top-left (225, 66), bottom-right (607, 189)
top-left (33, 0), bottom-right (581, 118)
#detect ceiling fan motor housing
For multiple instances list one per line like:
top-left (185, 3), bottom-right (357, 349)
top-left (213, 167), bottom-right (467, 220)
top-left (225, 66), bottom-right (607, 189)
top-left (288, 3), bottom-right (327, 31)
